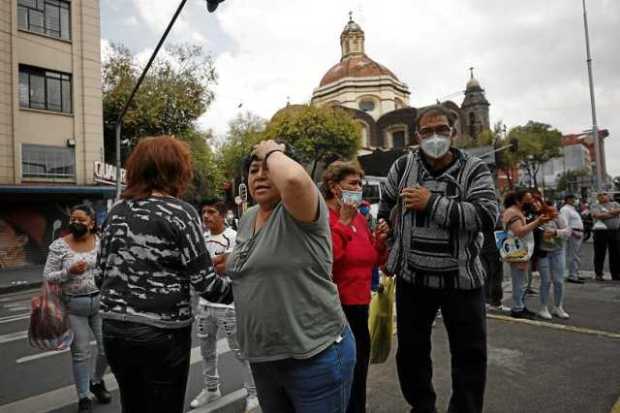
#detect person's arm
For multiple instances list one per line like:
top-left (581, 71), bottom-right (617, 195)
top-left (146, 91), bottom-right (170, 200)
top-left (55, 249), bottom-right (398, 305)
top-left (507, 212), bottom-right (546, 238)
top-left (554, 216), bottom-right (571, 239)
top-left (425, 160), bottom-right (499, 232)
top-left (592, 205), bottom-right (615, 220)
top-left (43, 240), bottom-right (69, 283)
top-left (330, 218), bottom-right (353, 264)
top-left (378, 155), bottom-right (408, 223)
top-left (255, 140), bottom-right (318, 224)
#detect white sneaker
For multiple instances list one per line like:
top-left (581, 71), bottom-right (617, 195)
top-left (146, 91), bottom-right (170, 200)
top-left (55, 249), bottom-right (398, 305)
top-left (552, 306), bottom-right (570, 319)
top-left (245, 395), bottom-right (260, 412)
top-left (537, 306), bottom-right (552, 320)
top-left (190, 388), bottom-right (221, 408)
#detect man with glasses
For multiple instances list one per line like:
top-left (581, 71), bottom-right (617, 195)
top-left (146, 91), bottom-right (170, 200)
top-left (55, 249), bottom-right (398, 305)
top-left (590, 192), bottom-right (620, 281)
top-left (379, 104), bottom-right (499, 413)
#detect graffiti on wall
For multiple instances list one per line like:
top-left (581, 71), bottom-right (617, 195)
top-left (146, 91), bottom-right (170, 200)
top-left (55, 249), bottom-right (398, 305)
top-left (0, 202), bottom-right (108, 270)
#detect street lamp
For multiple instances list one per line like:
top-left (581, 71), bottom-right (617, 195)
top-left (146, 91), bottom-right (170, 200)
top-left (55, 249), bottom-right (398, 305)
top-left (581, 0), bottom-right (602, 192)
top-left (114, 0), bottom-right (226, 199)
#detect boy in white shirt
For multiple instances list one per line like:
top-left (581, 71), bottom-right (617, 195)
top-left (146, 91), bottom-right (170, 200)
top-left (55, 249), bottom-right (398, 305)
top-left (191, 199), bottom-right (258, 412)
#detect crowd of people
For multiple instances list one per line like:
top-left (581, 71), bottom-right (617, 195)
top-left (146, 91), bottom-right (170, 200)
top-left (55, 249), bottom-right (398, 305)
top-left (39, 104), bottom-right (619, 413)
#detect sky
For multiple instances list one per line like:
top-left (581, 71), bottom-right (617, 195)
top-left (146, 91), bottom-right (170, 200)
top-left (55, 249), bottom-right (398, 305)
top-left (100, 0), bottom-right (620, 176)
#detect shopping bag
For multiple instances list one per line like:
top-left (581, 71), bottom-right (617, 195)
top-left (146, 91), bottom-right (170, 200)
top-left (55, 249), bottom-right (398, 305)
top-left (368, 275), bottom-right (395, 364)
top-left (494, 230), bottom-right (533, 263)
top-left (28, 282), bottom-right (73, 351)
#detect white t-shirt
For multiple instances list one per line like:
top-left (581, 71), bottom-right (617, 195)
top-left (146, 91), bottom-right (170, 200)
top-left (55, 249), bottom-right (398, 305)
top-left (199, 227), bottom-right (237, 307)
top-left (560, 204), bottom-right (584, 231)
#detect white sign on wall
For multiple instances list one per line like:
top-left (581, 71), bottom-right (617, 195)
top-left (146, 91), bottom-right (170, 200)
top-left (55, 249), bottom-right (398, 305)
top-left (94, 161), bottom-right (127, 185)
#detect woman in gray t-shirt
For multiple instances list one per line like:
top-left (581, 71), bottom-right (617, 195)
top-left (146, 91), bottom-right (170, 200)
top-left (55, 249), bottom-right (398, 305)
top-left (227, 140), bottom-right (355, 412)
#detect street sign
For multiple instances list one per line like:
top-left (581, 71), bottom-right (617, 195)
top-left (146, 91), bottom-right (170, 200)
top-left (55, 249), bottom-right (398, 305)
top-left (239, 183), bottom-right (248, 202)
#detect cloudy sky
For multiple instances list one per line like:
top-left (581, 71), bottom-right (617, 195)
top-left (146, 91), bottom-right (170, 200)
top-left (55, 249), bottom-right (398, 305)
top-left (100, 0), bottom-right (620, 176)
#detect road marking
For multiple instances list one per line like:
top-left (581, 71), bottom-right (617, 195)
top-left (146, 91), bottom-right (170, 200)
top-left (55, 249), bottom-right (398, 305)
top-left (6, 306), bottom-right (28, 312)
top-left (488, 314), bottom-right (620, 339)
top-left (0, 291), bottom-right (36, 303)
top-left (16, 341), bottom-right (95, 363)
top-left (0, 339), bottom-right (231, 413)
top-left (0, 330), bottom-right (27, 344)
top-left (0, 313), bottom-right (29, 324)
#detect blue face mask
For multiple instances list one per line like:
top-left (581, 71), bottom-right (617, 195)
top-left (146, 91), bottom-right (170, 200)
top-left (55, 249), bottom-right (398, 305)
top-left (359, 206), bottom-right (370, 215)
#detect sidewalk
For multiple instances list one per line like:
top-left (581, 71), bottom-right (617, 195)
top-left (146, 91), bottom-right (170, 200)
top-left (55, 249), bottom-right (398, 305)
top-left (0, 265), bottom-right (44, 294)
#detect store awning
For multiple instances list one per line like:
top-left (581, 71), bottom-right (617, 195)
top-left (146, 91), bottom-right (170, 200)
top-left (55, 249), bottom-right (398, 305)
top-left (0, 185), bottom-right (116, 199)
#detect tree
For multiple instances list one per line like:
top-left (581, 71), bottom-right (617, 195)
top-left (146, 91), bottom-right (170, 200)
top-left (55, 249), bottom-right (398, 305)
top-left (556, 168), bottom-right (590, 193)
top-left (102, 43), bottom-right (218, 201)
top-left (102, 43), bottom-right (216, 159)
top-left (262, 105), bottom-right (361, 180)
top-left (218, 112), bottom-right (266, 179)
top-left (507, 121), bottom-right (563, 188)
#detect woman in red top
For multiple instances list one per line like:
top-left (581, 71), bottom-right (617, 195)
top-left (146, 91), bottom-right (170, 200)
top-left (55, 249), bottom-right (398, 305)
top-left (322, 161), bottom-right (389, 413)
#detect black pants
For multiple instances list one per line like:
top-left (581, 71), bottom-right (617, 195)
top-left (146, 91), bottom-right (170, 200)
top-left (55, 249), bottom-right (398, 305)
top-left (480, 250), bottom-right (503, 306)
top-left (342, 304), bottom-right (370, 413)
top-left (593, 229), bottom-right (620, 279)
top-left (395, 279), bottom-right (487, 413)
top-left (102, 320), bottom-right (192, 413)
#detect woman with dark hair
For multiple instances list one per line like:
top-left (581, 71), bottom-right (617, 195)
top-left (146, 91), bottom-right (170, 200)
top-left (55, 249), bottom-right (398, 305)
top-left (321, 160), bottom-right (389, 413)
top-left (96, 136), bottom-right (230, 413)
top-left (43, 204), bottom-right (110, 412)
top-left (226, 140), bottom-right (356, 412)
top-left (501, 189), bottom-right (552, 319)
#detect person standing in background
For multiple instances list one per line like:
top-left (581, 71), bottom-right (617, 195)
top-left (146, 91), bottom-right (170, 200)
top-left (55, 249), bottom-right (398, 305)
top-left (590, 192), bottom-right (620, 281)
top-left (560, 194), bottom-right (585, 283)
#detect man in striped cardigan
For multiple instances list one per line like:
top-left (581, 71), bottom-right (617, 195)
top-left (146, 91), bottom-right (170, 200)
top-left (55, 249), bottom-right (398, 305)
top-left (379, 105), bottom-right (499, 413)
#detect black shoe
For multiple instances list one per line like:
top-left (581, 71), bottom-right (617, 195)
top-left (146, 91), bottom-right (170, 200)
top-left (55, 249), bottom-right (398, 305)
top-left (525, 288), bottom-right (538, 295)
top-left (511, 308), bottom-right (537, 320)
top-left (595, 275), bottom-right (605, 281)
top-left (566, 277), bottom-right (585, 284)
top-left (90, 380), bottom-right (111, 404)
top-left (78, 398), bottom-right (92, 413)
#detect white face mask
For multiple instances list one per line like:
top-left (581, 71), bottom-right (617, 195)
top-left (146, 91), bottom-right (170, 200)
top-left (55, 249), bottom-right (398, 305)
top-left (420, 133), bottom-right (451, 159)
top-left (341, 189), bottom-right (363, 206)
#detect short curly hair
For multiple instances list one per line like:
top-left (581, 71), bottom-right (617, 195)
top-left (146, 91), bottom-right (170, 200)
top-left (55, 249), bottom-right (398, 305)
top-left (321, 160), bottom-right (365, 200)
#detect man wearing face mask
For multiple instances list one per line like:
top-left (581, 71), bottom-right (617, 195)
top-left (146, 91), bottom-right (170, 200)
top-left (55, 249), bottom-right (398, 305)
top-left (379, 105), bottom-right (499, 413)
top-left (560, 194), bottom-right (585, 283)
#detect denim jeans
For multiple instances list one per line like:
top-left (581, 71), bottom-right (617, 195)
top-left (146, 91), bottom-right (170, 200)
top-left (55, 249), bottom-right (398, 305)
top-left (509, 265), bottom-right (527, 312)
top-left (565, 236), bottom-right (583, 279)
top-left (196, 303), bottom-right (256, 397)
top-left (342, 305), bottom-right (369, 413)
top-left (395, 278), bottom-right (487, 413)
top-left (65, 294), bottom-right (108, 399)
top-left (538, 249), bottom-right (566, 307)
top-left (102, 320), bottom-right (192, 413)
top-left (250, 325), bottom-right (356, 413)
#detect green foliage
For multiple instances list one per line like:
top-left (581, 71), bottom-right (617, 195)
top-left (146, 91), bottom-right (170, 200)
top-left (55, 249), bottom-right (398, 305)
top-left (218, 112), bottom-right (266, 178)
top-left (506, 121), bottom-right (563, 188)
top-left (262, 105), bottom-right (361, 179)
top-left (454, 128), bottom-right (494, 149)
top-left (102, 43), bottom-right (217, 161)
top-left (556, 168), bottom-right (590, 193)
top-left (102, 42), bottom-right (218, 202)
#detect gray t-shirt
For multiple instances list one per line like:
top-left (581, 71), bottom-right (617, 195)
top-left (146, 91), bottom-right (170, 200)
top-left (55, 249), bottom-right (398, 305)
top-left (591, 201), bottom-right (620, 230)
top-left (227, 198), bottom-right (347, 362)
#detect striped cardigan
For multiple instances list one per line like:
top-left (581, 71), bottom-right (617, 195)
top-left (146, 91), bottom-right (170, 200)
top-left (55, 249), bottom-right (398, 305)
top-left (378, 149), bottom-right (499, 290)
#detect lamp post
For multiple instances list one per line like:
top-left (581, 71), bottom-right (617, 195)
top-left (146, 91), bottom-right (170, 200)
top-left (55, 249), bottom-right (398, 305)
top-left (114, 0), bottom-right (226, 199)
top-left (581, 0), bottom-right (602, 192)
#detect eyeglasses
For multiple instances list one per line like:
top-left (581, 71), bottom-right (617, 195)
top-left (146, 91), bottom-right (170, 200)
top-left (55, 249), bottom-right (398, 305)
top-left (418, 125), bottom-right (451, 138)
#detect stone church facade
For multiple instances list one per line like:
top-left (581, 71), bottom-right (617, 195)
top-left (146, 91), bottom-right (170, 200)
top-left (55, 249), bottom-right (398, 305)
top-left (309, 14), bottom-right (492, 154)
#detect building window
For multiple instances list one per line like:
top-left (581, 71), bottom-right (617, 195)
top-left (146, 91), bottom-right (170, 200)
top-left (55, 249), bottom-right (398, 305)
top-left (18, 0), bottom-right (71, 40)
top-left (22, 144), bottom-right (75, 179)
top-left (392, 130), bottom-right (406, 148)
top-left (19, 65), bottom-right (72, 113)
top-left (359, 99), bottom-right (376, 112)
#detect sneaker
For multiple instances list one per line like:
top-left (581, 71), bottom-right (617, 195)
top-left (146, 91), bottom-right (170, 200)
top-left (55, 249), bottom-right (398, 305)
top-left (190, 388), bottom-right (221, 408)
top-left (487, 304), bottom-right (510, 313)
top-left (245, 395), bottom-right (260, 412)
top-left (595, 275), bottom-right (605, 281)
top-left (552, 306), bottom-right (570, 319)
top-left (537, 306), bottom-right (552, 320)
top-left (510, 308), bottom-right (537, 320)
top-left (90, 380), bottom-right (111, 404)
top-left (566, 277), bottom-right (585, 284)
top-left (78, 398), bottom-right (92, 413)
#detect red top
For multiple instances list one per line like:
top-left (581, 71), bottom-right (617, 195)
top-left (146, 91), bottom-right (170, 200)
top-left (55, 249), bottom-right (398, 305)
top-left (329, 207), bottom-right (387, 306)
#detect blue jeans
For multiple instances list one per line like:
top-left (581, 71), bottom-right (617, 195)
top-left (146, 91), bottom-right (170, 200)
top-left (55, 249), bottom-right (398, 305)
top-left (65, 294), bottom-right (108, 399)
top-left (250, 326), bottom-right (356, 413)
top-left (509, 265), bottom-right (527, 312)
top-left (538, 249), bottom-right (566, 307)
top-left (565, 236), bottom-right (582, 278)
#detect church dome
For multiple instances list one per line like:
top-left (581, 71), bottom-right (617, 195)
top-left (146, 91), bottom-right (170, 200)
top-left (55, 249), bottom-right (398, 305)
top-left (319, 54), bottom-right (399, 87)
top-left (466, 77), bottom-right (480, 90)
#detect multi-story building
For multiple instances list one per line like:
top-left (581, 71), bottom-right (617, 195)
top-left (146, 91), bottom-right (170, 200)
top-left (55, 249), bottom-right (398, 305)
top-left (0, 0), bottom-right (111, 270)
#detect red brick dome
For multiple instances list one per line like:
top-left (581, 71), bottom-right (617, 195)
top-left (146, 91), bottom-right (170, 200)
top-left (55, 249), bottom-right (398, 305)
top-left (319, 54), bottom-right (399, 87)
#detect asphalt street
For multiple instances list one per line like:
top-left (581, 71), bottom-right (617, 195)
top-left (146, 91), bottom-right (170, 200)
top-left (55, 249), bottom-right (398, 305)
top-left (0, 241), bottom-right (618, 413)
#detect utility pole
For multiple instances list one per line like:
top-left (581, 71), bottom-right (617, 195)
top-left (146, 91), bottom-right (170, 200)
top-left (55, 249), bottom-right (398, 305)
top-left (582, 0), bottom-right (603, 192)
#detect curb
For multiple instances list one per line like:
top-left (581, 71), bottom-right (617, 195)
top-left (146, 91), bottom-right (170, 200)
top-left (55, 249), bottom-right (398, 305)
top-left (0, 281), bottom-right (42, 295)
